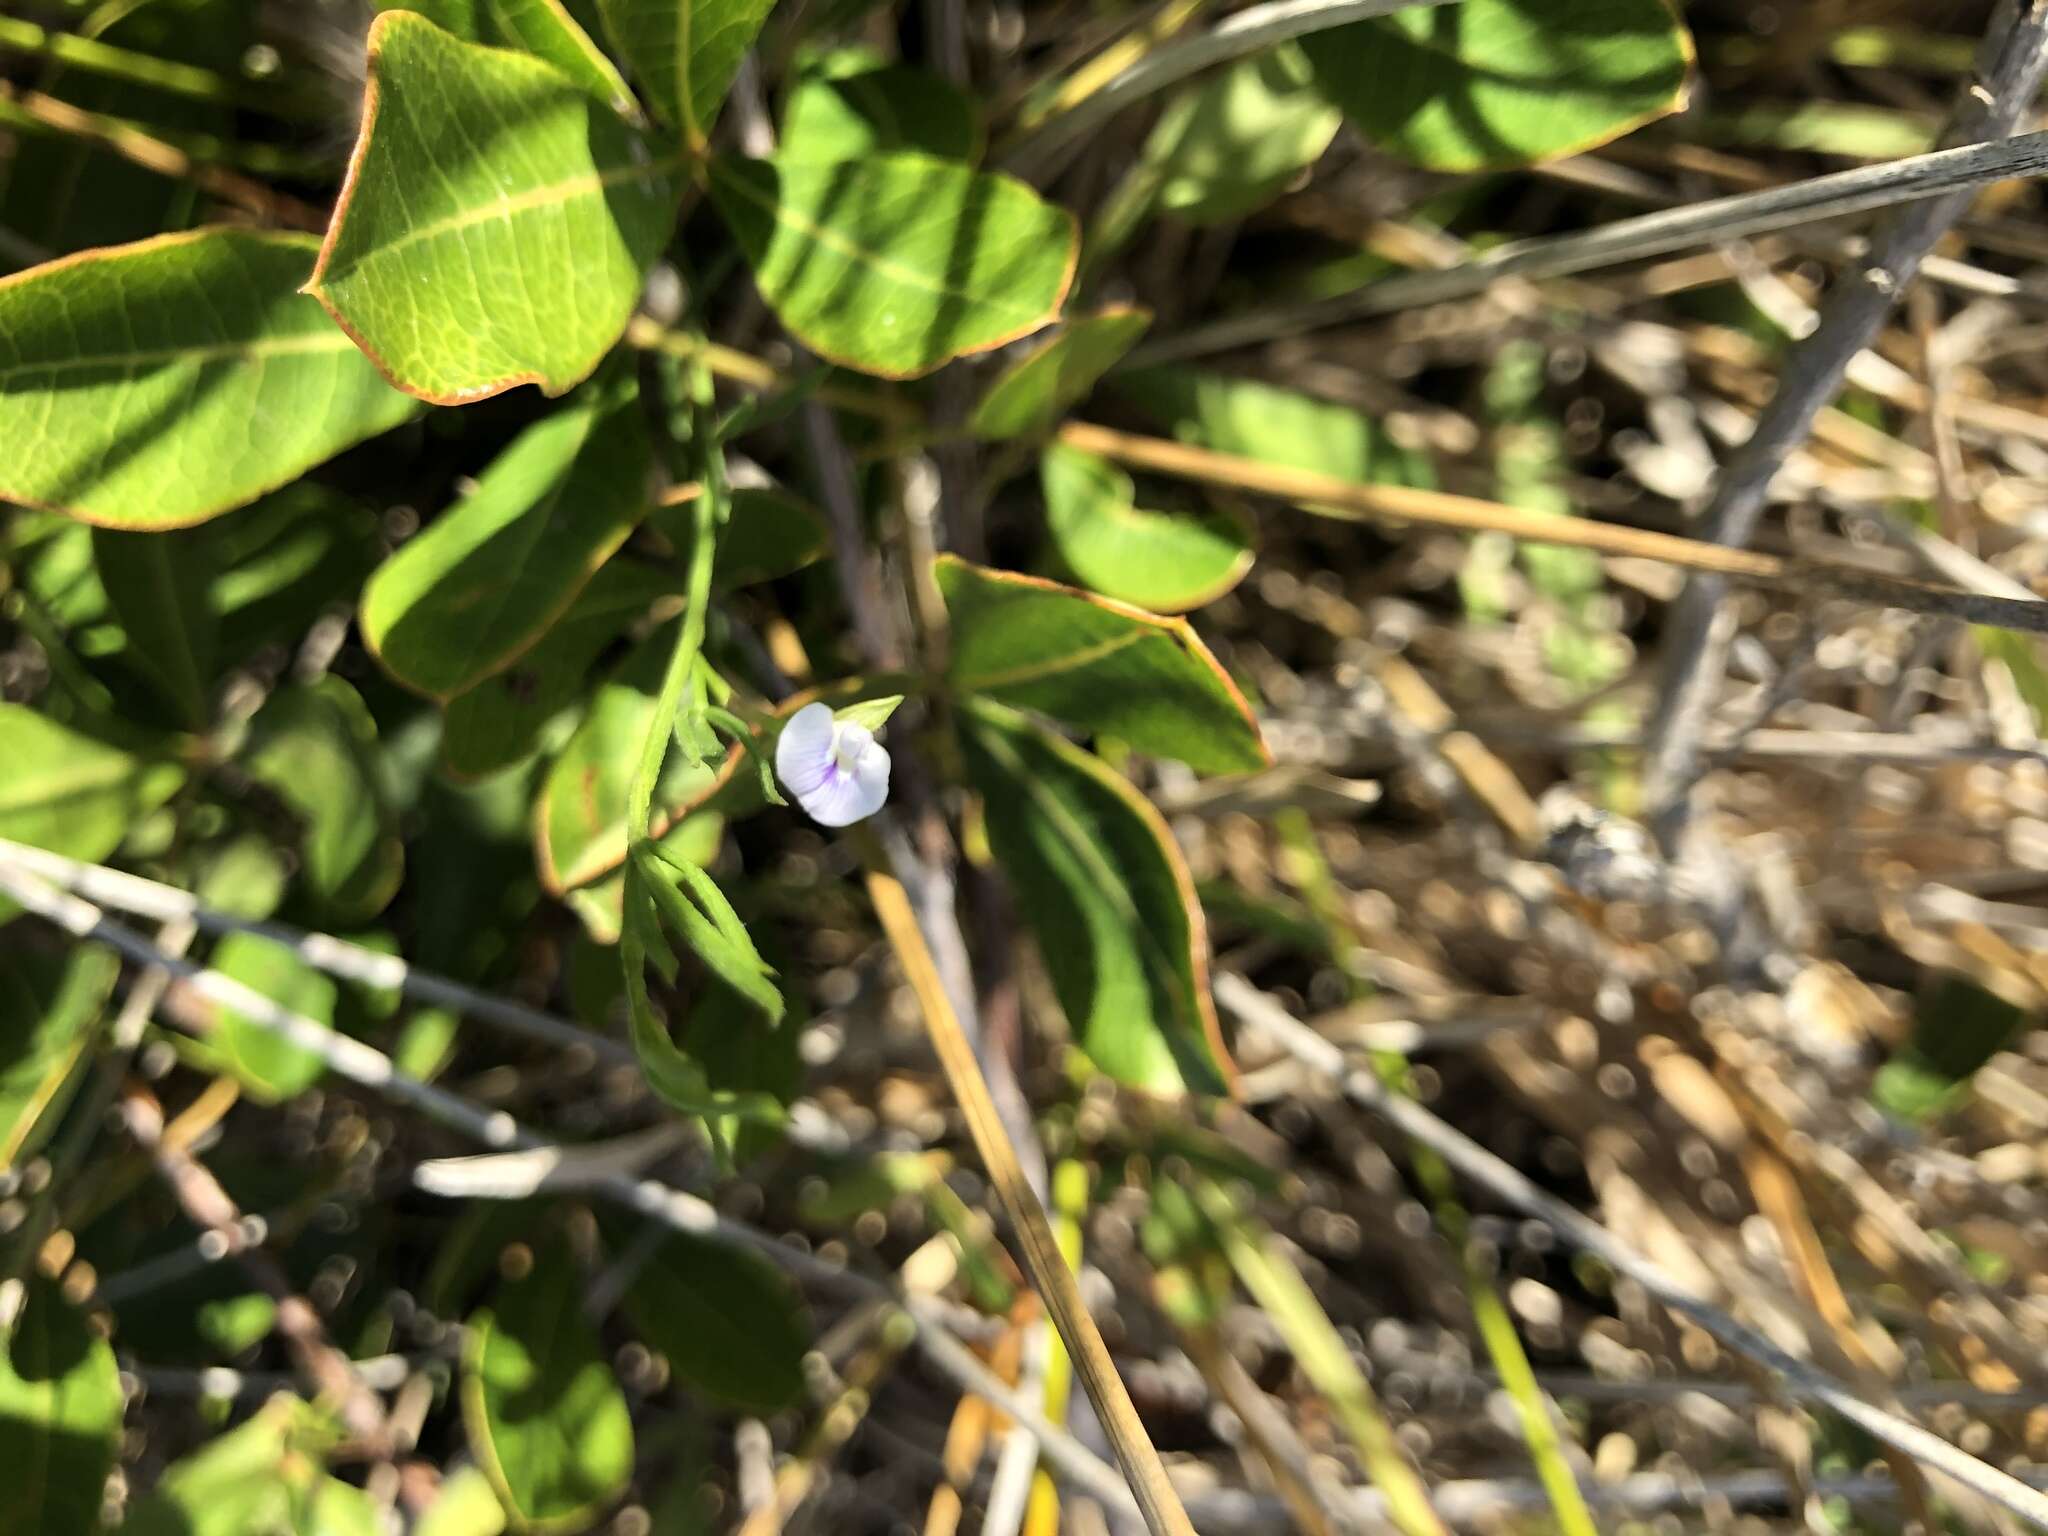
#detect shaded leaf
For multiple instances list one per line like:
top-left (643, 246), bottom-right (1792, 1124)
top-left (383, 0), bottom-right (638, 117)
top-left (0, 230), bottom-right (416, 528)
top-left (595, 0), bottom-right (776, 145)
top-left (565, 809), bottom-right (720, 946)
top-left (92, 526), bottom-right (218, 730)
top-left (209, 932), bottom-right (338, 1102)
top-left (683, 970), bottom-right (802, 1165)
top-left (1143, 44), bottom-right (1340, 223)
top-left (0, 1277), bottom-right (122, 1536)
top-left (0, 945), bottom-right (118, 1172)
top-left (960, 699), bottom-right (1232, 1097)
top-left (1874, 974), bottom-right (2031, 1126)
top-left (649, 486), bottom-right (830, 593)
top-left (1303, 0), bottom-right (1693, 172)
top-left (309, 10), bottom-right (684, 403)
top-left (463, 1246), bottom-right (634, 1533)
top-left (707, 152), bottom-right (1076, 379)
top-left (1040, 440), bottom-right (1251, 613)
top-left (242, 678), bottom-right (404, 924)
top-left (124, 1396), bottom-right (375, 1536)
top-left (362, 382), bottom-right (651, 700)
top-left (621, 1231), bottom-right (807, 1412)
top-left (780, 63), bottom-right (980, 161)
top-left (211, 485), bottom-right (385, 665)
top-left (937, 556), bottom-right (1267, 774)
top-left (971, 307), bottom-right (1152, 441)
top-left (635, 843), bottom-right (783, 1023)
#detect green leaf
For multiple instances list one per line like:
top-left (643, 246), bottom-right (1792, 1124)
top-left (1117, 367), bottom-right (1436, 490)
top-left (937, 556), bottom-right (1268, 774)
top-left (0, 945), bottom-right (118, 1171)
top-left (960, 699), bottom-right (1231, 1097)
top-left (534, 623), bottom-right (728, 893)
top-left (362, 384), bottom-right (651, 700)
top-left (0, 1277), bottom-right (122, 1536)
top-left (620, 1231), bottom-right (807, 1412)
top-left (706, 152), bottom-right (1077, 379)
top-left (382, 0), bottom-right (639, 118)
top-left (780, 63), bottom-right (980, 161)
top-left (442, 559), bottom-right (675, 780)
top-left (463, 1246), bottom-right (634, 1534)
top-left (242, 679), bottom-right (404, 924)
top-left (1143, 43), bottom-right (1341, 223)
top-left (649, 486), bottom-right (830, 593)
top-left (971, 307), bottom-right (1152, 441)
top-left (681, 971), bottom-right (802, 1165)
top-left (0, 705), bottom-right (184, 923)
top-left (124, 1396), bottom-right (375, 1536)
top-left (1040, 441), bottom-right (1251, 613)
top-left (1874, 974), bottom-right (2030, 1125)
top-left (91, 526), bottom-right (218, 730)
top-left (418, 1466), bottom-right (511, 1536)
top-left (209, 932), bottom-right (338, 1101)
top-left (834, 694), bottom-right (903, 733)
top-left (309, 10), bottom-right (684, 404)
top-left (594, 0), bottom-right (776, 146)
top-left (567, 810), bottom-right (722, 946)
top-left (635, 844), bottom-right (784, 1024)
top-left (0, 230), bottom-right (416, 528)
top-left (1302, 0), bottom-right (1693, 172)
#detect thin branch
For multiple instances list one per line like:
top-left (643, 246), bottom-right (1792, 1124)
top-left (1216, 975), bottom-right (2048, 1532)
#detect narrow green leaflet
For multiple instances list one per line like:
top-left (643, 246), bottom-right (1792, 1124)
top-left (1303, 0), bottom-right (1693, 171)
top-left (124, 1396), bottom-right (377, 1536)
top-left (1118, 367), bottom-right (1436, 490)
top-left (463, 1246), bottom-right (634, 1533)
top-left (707, 152), bottom-right (1077, 379)
top-left (636, 843), bottom-right (784, 1022)
top-left (566, 809), bottom-right (721, 946)
top-left (0, 946), bottom-right (118, 1172)
top-left (0, 230), bottom-right (416, 528)
top-left (382, 0), bottom-right (639, 117)
top-left (534, 624), bottom-right (727, 893)
top-left (0, 1277), bottom-right (123, 1536)
top-left (780, 63), bottom-right (980, 161)
top-left (309, 10), bottom-right (684, 403)
top-left (0, 705), bottom-right (184, 922)
top-left (595, 0), bottom-right (776, 145)
top-left (1040, 441), bottom-right (1251, 613)
top-left (363, 384), bottom-right (651, 700)
top-left (1144, 44), bottom-right (1341, 223)
top-left (208, 932), bottom-right (337, 1101)
top-left (92, 527), bottom-right (218, 730)
top-left (242, 679), bottom-right (404, 923)
top-left (960, 700), bottom-right (1232, 1097)
top-left (937, 556), bottom-right (1267, 774)
top-left (621, 1231), bottom-right (808, 1412)
top-left (972, 307), bottom-right (1152, 440)
top-left (442, 560), bottom-right (674, 780)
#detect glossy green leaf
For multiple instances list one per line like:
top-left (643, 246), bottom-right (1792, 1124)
top-left (208, 932), bottom-right (337, 1101)
top-left (0, 230), bottom-right (416, 528)
top-left (595, 0), bottom-right (775, 145)
top-left (0, 945), bottom-right (118, 1172)
top-left (441, 559), bottom-right (674, 780)
top-left (707, 152), bottom-right (1077, 379)
top-left (464, 1246), bottom-right (634, 1533)
top-left (534, 623), bottom-right (726, 893)
top-left (1303, 0), bottom-right (1693, 172)
top-left (242, 679), bottom-right (404, 923)
top-left (937, 556), bottom-right (1267, 774)
top-left (971, 307), bottom-right (1152, 441)
top-left (363, 384), bottom-right (651, 700)
top-left (0, 706), bottom-right (184, 923)
top-left (1118, 367), bottom-right (1435, 490)
top-left (960, 700), bottom-right (1231, 1097)
top-left (1040, 441), bottom-right (1251, 613)
top-left (309, 10), bottom-right (684, 403)
top-left (91, 527), bottom-right (218, 730)
top-left (383, 0), bottom-right (638, 117)
top-left (0, 1277), bottom-right (122, 1536)
top-left (124, 1396), bottom-right (376, 1536)
top-left (621, 1231), bottom-right (807, 1412)
top-left (780, 63), bottom-right (980, 161)
top-left (1144, 44), bottom-right (1340, 222)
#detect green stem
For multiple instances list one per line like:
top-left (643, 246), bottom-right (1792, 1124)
top-left (628, 483), bottom-right (720, 845)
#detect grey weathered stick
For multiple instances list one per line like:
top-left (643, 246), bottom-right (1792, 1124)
top-left (1131, 128), bottom-right (2048, 367)
top-left (1217, 975), bottom-right (2048, 1532)
top-left (1640, 0), bottom-right (2048, 825)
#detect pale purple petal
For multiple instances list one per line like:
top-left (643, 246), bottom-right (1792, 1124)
top-left (777, 703), bottom-right (892, 827)
top-left (776, 702), bottom-right (838, 798)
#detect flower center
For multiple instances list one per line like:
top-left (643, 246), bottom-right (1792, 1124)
top-left (830, 722), bottom-right (873, 773)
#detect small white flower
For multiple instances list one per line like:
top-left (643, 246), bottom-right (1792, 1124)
top-left (775, 701), bottom-right (891, 827)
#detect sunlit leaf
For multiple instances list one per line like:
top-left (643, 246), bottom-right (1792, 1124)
top-left (91, 527), bottom-right (218, 730)
top-left (209, 932), bottom-right (337, 1102)
top-left (971, 307), bottom-right (1152, 441)
top-left (309, 10), bottom-right (684, 403)
top-left (566, 809), bottom-right (721, 946)
top-left (780, 62), bottom-right (980, 161)
top-left (0, 1277), bottom-right (123, 1536)
top-left (0, 230), bottom-right (415, 528)
top-left (417, 1466), bottom-right (511, 1536)
top-left (595, 0), bottom-right (776, 145)
top-left (463, 1245), bottom-right (634, 1533)
top-left (382, 0), bottom-right (639, 117)
top-left (707, 152), bottom-right (1077, 379)
top-left (1040, 440), bottom-right (1251, 613)
top-left (124, 1396), bottom-right (376, 1536)
top-left (362, 382), bottom-right (651, 700)
top-left (961, 699), bottom-right (1232, 1097)
top-left (0, 945), bottom-right (117, 1172)
top-left (1303, 0), bottom-right (1693, 171)
top-left (937, 556), bottom-right (1267, 774)
top-left (1143, 43), bottom-right (1340, 223)
top-left (621, 1231), bottom-right (808, 1411)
